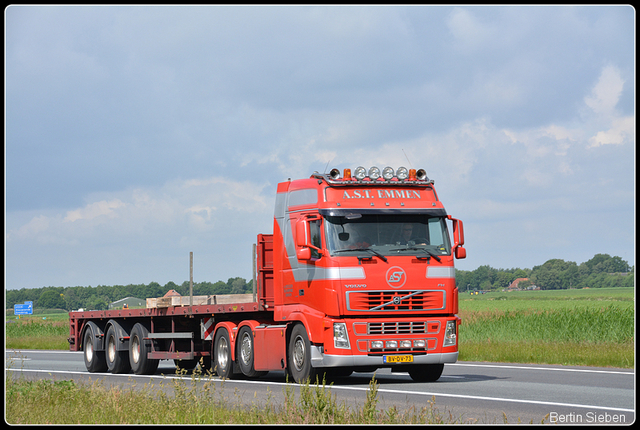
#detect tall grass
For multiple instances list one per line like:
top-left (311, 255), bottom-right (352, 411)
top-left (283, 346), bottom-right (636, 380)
top-left (6, 319), bottom-right (69, 350)
top-left (458, 289), bottom-right (634, 368)
top-left (5, 372), bottom-right (480, 424)
top-left (460, 306), bottom-right (633, 343)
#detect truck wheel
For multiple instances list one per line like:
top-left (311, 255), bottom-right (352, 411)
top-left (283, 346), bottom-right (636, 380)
top-left (288, 324), bottom-right (318, 384)
top-left (129, 323), bottom-right (159, 375)
top-left (408, 364), bottom-right (444, 382)
top-left (105, 325), bottom-right (131, 374)
top-left (83, 328), bottom-right (107, 373)
top-left (213, 328), bottom-right (233, 379)
top-left (237, 326), bottom-right (267, 378)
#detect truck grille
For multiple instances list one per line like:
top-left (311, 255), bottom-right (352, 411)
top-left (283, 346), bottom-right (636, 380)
top-left (366, 321), bottom-right (440, 335)
top-left (346, 290), bottom-right (445, 312)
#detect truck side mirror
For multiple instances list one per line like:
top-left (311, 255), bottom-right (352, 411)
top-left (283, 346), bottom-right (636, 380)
top-left (447, 215), bottom-right (466, 259)
top-left (295, 217), bottom-right (322, 261)
top-left (295, 219), bottom-right (309, 248)
top-left (296, 247), bottom-right (312, 261)
top-left (295, 220), bottom-right (311, 260)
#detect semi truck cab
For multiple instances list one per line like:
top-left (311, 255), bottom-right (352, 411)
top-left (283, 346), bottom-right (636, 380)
top-left (272, 166), bottom-right (465, 382)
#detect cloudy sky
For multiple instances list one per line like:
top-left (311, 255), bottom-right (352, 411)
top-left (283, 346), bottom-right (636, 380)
top-left (5, 5), bottom-right (635, 290)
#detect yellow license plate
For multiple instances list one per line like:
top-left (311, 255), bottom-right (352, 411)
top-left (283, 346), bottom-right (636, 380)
top-left (383, 355), bottom-right (413, 364)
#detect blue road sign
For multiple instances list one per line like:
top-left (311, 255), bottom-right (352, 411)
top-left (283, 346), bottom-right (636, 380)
top-left (14, 302), bottom-right (33, 315)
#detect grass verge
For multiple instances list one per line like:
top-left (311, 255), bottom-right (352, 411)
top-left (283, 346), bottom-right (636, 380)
top-left (459, 340), bottom-right (634, 368)
top-left (5, 372), bottom-right (485, 425)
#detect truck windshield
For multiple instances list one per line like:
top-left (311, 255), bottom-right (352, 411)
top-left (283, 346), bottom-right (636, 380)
top-left (324, 214), bottom-right (451, 257)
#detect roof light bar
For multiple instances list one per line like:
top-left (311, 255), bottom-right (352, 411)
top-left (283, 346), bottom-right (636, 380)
top-left (313, 165), bottom-right (433, 184)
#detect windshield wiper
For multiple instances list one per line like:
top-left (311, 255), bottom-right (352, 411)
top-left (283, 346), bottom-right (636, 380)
top-left (390, 246), bottom-right (441, 262)
top-left (334, 248), bottom-right (388, 262)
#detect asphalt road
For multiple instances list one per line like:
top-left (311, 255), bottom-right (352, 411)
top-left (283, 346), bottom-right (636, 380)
top-left (6, 349), bottom-right (635, 424)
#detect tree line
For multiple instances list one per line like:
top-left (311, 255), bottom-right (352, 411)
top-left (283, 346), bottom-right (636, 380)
top-left (455, 253), bottom-right (633, 292)
top-left (6, 277), bottom-right (254, 312)
top-left (6, 253), bottom-right (634, 311)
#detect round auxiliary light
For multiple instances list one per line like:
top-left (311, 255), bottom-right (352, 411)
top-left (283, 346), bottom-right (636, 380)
top-left (396, 166), bottom-right (409, 180)
top-left (416, 168), bottom-right (428, 181)
top-left (329, 168), bottom-right (341, 180)
top-left (354, 166), bottom-right (367, 180)
top-left (382, 166), bottom-right (395, 180)
top-left (368, 166), bottom-right (381, 180)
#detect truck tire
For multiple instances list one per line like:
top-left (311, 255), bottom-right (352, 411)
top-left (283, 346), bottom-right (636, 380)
top-left (408, 363), bottom-right (444, 382)
top-left (83, 328), bottom-right (107, 373)
top-left (213, 328), bottom-right (233, 379)
top-left (105, 325), bottom-right (131, 374)
top-left (287, 324), bottom-right (318, 384)
top-left (129, 323), bottom-right (159, 375)
top-left (237, 326), bottom-right (267, 378)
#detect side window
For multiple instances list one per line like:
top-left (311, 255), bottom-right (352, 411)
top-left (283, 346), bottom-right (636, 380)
top-left (310, 220), bottom-right (322, 259)
top-left (427, 218), bottom-right (451, 253)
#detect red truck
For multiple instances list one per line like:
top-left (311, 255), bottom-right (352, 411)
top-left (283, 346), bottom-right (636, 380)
top-left (68, 165), bottom-right (466, 383)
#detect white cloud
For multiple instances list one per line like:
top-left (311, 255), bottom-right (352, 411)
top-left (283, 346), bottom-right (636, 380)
top-left (584, 65), bottom-right (625, 117)
top-left (582, 65), bottom-right (634, 148)
top-left (7, 176), bottom-right (271, 245)
top-left (588, 115), bottom-right (634, 148)
top-left (64, 199), bottom-right (125, 222)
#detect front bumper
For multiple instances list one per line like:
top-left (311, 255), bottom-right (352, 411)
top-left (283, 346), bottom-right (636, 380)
top-left (310, 346), bottom-right (458, 368)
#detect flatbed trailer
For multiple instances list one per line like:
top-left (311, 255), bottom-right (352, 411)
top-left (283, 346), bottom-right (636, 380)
top-left (69, 165), bottom-right (466, 383)
top-left (69, 234), bottom-right (277, 376)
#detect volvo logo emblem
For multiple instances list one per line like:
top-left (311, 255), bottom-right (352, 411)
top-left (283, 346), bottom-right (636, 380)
top-left (386, 266), bottom-right (406, 288)
top-left (392, 296), bottom-right (401, 305)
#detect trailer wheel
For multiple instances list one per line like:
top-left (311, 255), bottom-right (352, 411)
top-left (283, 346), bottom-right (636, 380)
top-left (237, 326), bottom-right (267, 378)
top-left (83, 328), bottom-right (107, 373)
top-left (288, 324), bottom-right (318, 384)
top-left (105, 325), bottom-right (131, 374)
top-left (213, 328), bottom-right (233, 379)
top-left (408, 363), bottom-right (444, 382)
top-left (129, 323), bottom-right (159, 375)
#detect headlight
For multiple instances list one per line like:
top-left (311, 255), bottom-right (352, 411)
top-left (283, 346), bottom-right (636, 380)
top-left (443, 320), bottom-right (457, 347)
top-left (333, 323), bottom-right (350, 349)
top-left (396, 166), bottom-right (409, 180)
top-left (354, 166), bottom-right (367, 180)
top-left (382, 166), bottom-right (395, 180)
top-left (368, 166), bottom-right (381, 180)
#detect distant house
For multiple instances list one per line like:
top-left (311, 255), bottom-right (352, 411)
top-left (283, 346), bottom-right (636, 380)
top-left (108, 297), bottom-right (146, 310)
top-left (164, 289), bottom-right (181, 297)
top-left (508, 278), bottom-right (530, 291)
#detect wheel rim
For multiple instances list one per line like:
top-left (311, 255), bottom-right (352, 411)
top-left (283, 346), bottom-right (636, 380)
top-left (240, 332), bottom-right (252, 366)
top-left (85, 336), bottom-right (94, 362)
top-left (108, 336), bottom-right (116, 363)
top-left (293, 335), bottom-right (305, 371)
top-left (217, 336), bottom-right (229, 369)
top-left (131, 336), bottom-right (141, 364)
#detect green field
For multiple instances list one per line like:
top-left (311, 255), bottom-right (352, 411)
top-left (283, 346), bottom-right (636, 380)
top-left (5, 287), bottom-right (635, 368)
top-left (457, 287), bottom-right (634, 368)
